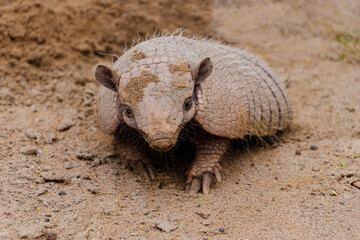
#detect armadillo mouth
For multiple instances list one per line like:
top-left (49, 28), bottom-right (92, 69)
top-left (150, 136), bottom-right (176, 152)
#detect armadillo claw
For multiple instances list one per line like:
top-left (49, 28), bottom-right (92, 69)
top-left (146, 163), bottom-right (156, 181)
top-left (202, 173), bottom-right (212, 195)
top-left (214, 167), bottom-right (221, 183)
top-left (185, 168), bottom-right (222, 194)
top-left (187, 178), bottom-right (201, 194)
top-left (128, 160), bottom-right (155, 181)
top-left (185, 174), bottom-right (211, 194)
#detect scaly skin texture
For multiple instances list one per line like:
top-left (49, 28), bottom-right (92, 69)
top-left (187, 133), bottom-right (230, 181)
top-left (95, 34), bottom-right (292, 194)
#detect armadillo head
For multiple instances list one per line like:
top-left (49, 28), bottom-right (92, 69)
top-left (95, 54), bottom-right (212, 152)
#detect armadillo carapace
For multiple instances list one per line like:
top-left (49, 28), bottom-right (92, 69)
top-left (95, 34), bottom-right (292, 194)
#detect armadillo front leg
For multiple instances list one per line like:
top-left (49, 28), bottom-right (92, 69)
top-left (186, 134), bottom-right (230, 194)
top-left (115, 141), bottom-right (155, 181)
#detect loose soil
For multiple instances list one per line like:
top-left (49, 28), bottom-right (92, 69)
top-left (0, 0), bottom-right (359, 239)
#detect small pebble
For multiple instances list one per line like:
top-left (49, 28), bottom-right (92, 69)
top-left (52, 207), bottom-right (60, 212)
top-left (330, 190), bottom-right (338, 196)
top-left (70, 172), bottom-right (81, 179)
top-left (82, 173), bottom-right (91, 180)
top-left (195, 211), bottom-right (210, 219)
top-left (45, 218), bottom-right (50, 222)
top-left (201, 219), bottom-right (213, 226)
top-left (219, 227), bottom-right (225, 233)
top-left (312, 166), bottom-right (320, 172)
top-left (58, 190), bottom-right (66, 196)
top-left (43, 133), bottom-right (57, 144)
top-left (87, 186), bottom-right (99, 194)
top-left (103, 209), bottom-right (112, 215)
top-left (40, 172), bottom-right (67, 183)
top-left (64, 162), bottom-right (73, 169)
top-left (30, 104), bottom-right (38, 112)
top-left (55, 93), bottom-right (64, 102)
top-left (310, 144), bottom-right (318, 150)
top-left (34, 177), bottom-right (45, 184)
top-left (57, 118), bottom-right (75, 131)
top-left (76, 149), bottom-right (95, 160)
top-left (36, 187), bottom-right (48, 196)
top-left (90, 158), bottom-right (103, 167)
top-left (25, 128), bottom-right (41, 140)
top-left (295, 149), bottom-right (301, 155)
top-left (155, 221), bottom-right (177, 233)
top-left (20, 146), bottom-right (38, 155)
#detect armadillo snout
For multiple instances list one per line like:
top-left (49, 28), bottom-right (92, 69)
top-left (149, 136), bottom-right (176, 152)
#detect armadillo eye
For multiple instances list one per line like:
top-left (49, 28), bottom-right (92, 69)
top-left (123, 105), bottom-right (133, 118)
top-left (183, 97), bottom-right (192, 111)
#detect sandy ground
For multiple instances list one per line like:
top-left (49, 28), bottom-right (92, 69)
top-left (1, 0), bottom-right (360, 239)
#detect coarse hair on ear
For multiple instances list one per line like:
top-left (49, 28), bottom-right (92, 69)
top-left (191, 58), bottom-right (213, 84)
top-left (95, 65), bottom-right (117, 92)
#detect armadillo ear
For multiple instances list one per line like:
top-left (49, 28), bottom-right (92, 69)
top-left (95, 65), bottom-right (117, 92)
top-left (192, 58), bottom-right (213, 83)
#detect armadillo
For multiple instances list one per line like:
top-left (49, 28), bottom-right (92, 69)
top-left (95, 34), bottom-right (292, 194)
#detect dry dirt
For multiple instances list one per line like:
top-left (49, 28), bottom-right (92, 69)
top-left (1, 0), bottom-right (360, 239)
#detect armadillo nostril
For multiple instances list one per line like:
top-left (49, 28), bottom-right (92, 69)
top-left (151, 137), bottom-right (175, 152)
top-left (154, 136), bottom-right (171, 141)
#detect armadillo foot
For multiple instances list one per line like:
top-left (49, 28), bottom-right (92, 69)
top-left (128, 160), bottom-right (155, 181)
top-left (115, 141), bottom-right (155, 181)
top-left (185, 166), bottom-right (222, 194)
top-left (185, 134), bottom-right (229, 194)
